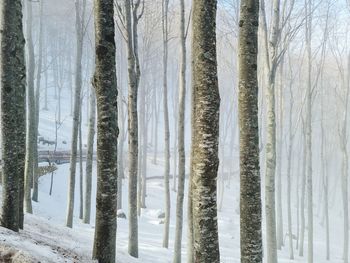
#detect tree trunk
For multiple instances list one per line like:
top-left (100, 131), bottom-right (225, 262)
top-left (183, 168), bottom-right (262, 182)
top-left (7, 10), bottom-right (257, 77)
top-left (24, 0), bottom-right (35, 214)
top-left (305, 1), bottom-right (313, 261)
top-left (162, 0), bottom-right (171, 249)
top-left (0, 0), bottom-right (26, 232)
top-left (173, 0), bottom-right (187, 261)
top-left (66, 0), bottom-right (85, 228)
top-left (124, 0), bottom-right (140, 257)
top-left (191, 0), bottom-right (220, 262)
top-left (92, 0), bottom-right (118, 261)
top-left (286, 82), bottom-right (294, 259)
top-left (238, 1), bottom-right (263, 262)
top-left (32, 0), bottom-right (44, 203)
top-left (83, 87), bottom-right (96, 224)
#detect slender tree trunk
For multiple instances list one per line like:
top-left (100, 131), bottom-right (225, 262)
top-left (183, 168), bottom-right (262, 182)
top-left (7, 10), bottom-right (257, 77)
top-left (321, 92), bottom-right (330, 260)
top-left (287, 82), bottom-right (294, 259)
top-left (83, 87), bottom-right (96, 224)
top-left (0, 0), bottom-right (26, 232)
top-left (125, 0), bottom-right (140, 256)
top-left (305, 1), bottom-right (313, 261)
top-left (92, 0), bottom-right (118, 261)
top-left (191, 1), bottom-right (220, 262)
top-left (173, 0), bottom-right (187, 261)
top-left (66, 0), bottom-right (85, 228)
top-left (32, 0), bottom-right (44, 203)
top-left (79, 109), bottom-right (84, 220)
top-left (24, 0), bottom-right (35, 214)
top-left (239, 1), bottom-right (262, 262)
top-left (276, 65), bottom-right (284, 250)
top-left (299, 120), bottom-right (307, 256)
top-left (162, 0), bottom-right (171, 249)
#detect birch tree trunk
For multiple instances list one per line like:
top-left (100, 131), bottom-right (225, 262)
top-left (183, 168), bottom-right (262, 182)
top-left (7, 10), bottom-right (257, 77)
top-left (173, 0), bottom-right (187, 261)
top-left (83, 87), bottom-right (96, 224)
top-left (191, 1), bottom-right (220, 262)
top-left (238, 1), bottom-right (262, 262)
top-left (66, 0), bottom-right (85, 228)
top-left (0, 0), bottom-right (26, 232)
top-left (162, 0), bottom-right (171, 249)
top-left (24, 0), bottom-right (35, 214)
top-left (92, 0), bottom-right (118, 260)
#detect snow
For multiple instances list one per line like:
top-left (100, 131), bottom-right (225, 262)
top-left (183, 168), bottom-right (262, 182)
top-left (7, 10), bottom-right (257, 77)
top-left (0, 157), bottom-right (345, 262)
top-left (0, 83), bottom-right (346, 262)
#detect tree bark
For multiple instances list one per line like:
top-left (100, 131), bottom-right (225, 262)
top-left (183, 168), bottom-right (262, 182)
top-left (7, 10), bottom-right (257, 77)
top-left (162, 0), bottom-right (171, 249)
top-left (238, 1), bottom-right (263, 262)
top-left (32, 0), bottom-right (44, 203)
top-left (0, 0), bottom-right (26, 232)
top-left (191, 1), bottom-right (220, 262)
top-left (24, 0), bottom-right (35, 214)
top-left (92, 0), bottom-right (118, 261)
top-left (173, 0), bottom-right (187, 261)
top-left (84, 87), bottom-right (96, 224)
top-left (66, 0), bottom-right (85, 228)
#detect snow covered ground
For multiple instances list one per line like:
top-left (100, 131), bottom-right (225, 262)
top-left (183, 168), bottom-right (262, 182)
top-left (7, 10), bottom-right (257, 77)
top-left (0, 158), bottom-right (346, 262)
top-left (0, 87), bottom-right (346, 262)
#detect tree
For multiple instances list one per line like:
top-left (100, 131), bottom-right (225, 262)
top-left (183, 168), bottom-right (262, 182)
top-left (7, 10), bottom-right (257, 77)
top-left (24, 0), bottom-right (35, 214)
top-left (191, 0), bottom-right (220, 262)
top-left (32, 0), bottom-right (44, 203)
top-left (83, 87), bottom-right (96, 224)
top-left (162, 0), bottom-right (171, 249)
top-left (91, 0), bottom-right (118, 261)
top-left (173, 0), bottom-right (188, 261)
top-left (238, 0), bottom-right (262, 262)
top-left (305, 1), bottom-right (313, 261)
top-left (66, 0), bottom-right (86, 228)
top-left (0, 0), bottom-right (26, 231)
top-left (115, 0), bottom-right (144, 256)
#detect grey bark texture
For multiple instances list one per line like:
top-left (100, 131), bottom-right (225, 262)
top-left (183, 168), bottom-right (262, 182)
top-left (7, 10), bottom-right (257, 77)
top-left (83, 87), bottom-right (96, 224)
top-left (92, 0), bottom-right (118, 261)
top-left (24, 0), bottom-right (35, 214)
top-left (162, 0), bottom-right (171, 249)
top-left (0, 0), bottom-right (26, 232)
top-left (238, 1), bottom-right (263, 262)
top-left (191, 0), bottom-right (220, 262)
top-left (66, 0), bottom-right (86, 228)
top-left (173, 0), bottom-right (187, 261)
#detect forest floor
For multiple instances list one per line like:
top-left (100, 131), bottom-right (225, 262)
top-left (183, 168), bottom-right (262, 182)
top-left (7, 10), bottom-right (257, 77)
top-left (0, 159), bottom-right (346, 263)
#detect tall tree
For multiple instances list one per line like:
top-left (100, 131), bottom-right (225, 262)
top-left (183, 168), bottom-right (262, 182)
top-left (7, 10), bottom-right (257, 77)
top-left (66, 0), bottom-right (86, 228)
top-left (24, 0), bottom-right (35, 214)
top-left (32, 0), bottom-right (44, 203)
top-left (0, 0), bottom-right (26, 232)
top-left (191, 0), bottom-right (220, 262)
top-left (305, 0), bottom-right (313, 261)
top-left (162, 0), bottom-right (171, 249)
top-left (83, 87), bottom-right (96, 224)
top-left (173, 0), bottom-right (188, 261)
top-left (115, 0), bottom-right (144, 256)
top-left (238, 0), bottom-right (263, 262)
top-left (92, 0), bottom-right (118, 261)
